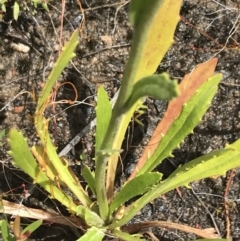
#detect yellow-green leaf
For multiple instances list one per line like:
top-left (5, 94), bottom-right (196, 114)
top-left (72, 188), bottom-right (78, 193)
top-left (13, 2), bottom-right (20, 20)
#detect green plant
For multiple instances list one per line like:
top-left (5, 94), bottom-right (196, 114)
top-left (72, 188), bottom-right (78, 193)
top-left (0, 0), bottom-right (49, 20)
top-left (0, 0), bottom-right (7, 13)
top-left (1, 215), bottom-right (42, 241)
top-left (5, 0), bottom-right (239, 240)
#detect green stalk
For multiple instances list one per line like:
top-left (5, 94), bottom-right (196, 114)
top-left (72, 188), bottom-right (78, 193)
top-left (105, 0), bottom-right (182, 202)
top-left (94, 0), bottom-right (167, 222)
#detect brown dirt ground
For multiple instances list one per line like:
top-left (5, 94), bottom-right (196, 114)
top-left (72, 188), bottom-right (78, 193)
top-left (0, 0), bottom-right (240, 240)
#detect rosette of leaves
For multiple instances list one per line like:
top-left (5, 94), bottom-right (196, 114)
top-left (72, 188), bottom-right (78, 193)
top-left (5, 0), bottom-right (238, 240)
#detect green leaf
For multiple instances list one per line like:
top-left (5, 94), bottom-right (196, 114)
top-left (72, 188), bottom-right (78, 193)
top-left (123, 73), bottom-right (179, 112)
top-left (36, 29), bottom-right (79, 112)
top-left (1, 220), bottom-right (10, 241)
top-left (1, 4), bottom-right (6, 12)
top-left (109, 137), bottom-right (240, 229)
top-left (76, 227), bottom-right (105, 241)
top-left (41, 2), bottom-right (49, 11)
top-left (102, 0), bottom-right (182, 204)
top-left (160, 140), bottom-right (240, 191)
top-left (34, 119), bottom-right (92, 208)
top-left (138, 73), bottom-right (222, 175)
top-left (81, 165), bottom-right (96, 195)
top-left (113, 229), bottom-right (147, 241)
top-left (13, 2), bottom-right (20, 20)
top-left (95, 86), bottom-right (112, 152)
top-left (32, 30), bottom-right (92, 209)
top-left (8, 129), bottom-right (40, 178)
top-left (129, 0), bottom-right (182, 84)
top-left (33, 29), bottom-right (92, 208)
top-left (77, 206), bottom-right (104, 228)
top-left (21, 220), bottom-right (42, 236)
top-left (8, 129), bottom-right (80, 216)
top-left (109, 172), bottom-right (162, 215)
top-left (0, 220), bottom-right (15, 241)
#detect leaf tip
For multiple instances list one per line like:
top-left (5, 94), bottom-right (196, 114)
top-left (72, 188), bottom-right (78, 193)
top-left (184, 183), bottom-right (191, 189)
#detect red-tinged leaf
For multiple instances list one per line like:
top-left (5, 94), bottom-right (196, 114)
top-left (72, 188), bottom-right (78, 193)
top-left (129, 58), bottom-right (218, 180)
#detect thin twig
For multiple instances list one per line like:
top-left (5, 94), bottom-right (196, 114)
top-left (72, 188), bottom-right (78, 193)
top-left (59, 0), bottom-right (65, 52)
top-left (224, 169), bottom-right (235, 239)
top-left (123, 220), bottom-right (220, 239)
top-left (0, 76), bottom-right (28, 88)
top-left (83, 1), bottom-right (129, 12)
top-left (111, 1), bottom-right (130, 35)
top-left (191, 186), bottom-right (221, 237)
top-left (79, 43), bottom-right (131, 59)
top-left (0, 90), bottom-right (33, 112)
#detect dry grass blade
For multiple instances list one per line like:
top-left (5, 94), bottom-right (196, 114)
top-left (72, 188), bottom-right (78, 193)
top-left (0, 200), bottom-right (84, 229)
top-left (123, 221), bottom-right (221, 239)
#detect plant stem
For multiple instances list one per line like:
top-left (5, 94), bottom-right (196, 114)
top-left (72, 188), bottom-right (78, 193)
top-left (94, 1), bottom-right (166, 222)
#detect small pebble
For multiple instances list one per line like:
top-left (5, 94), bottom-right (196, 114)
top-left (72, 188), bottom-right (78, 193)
top-left (10, 42), bottom-right (30, 53)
